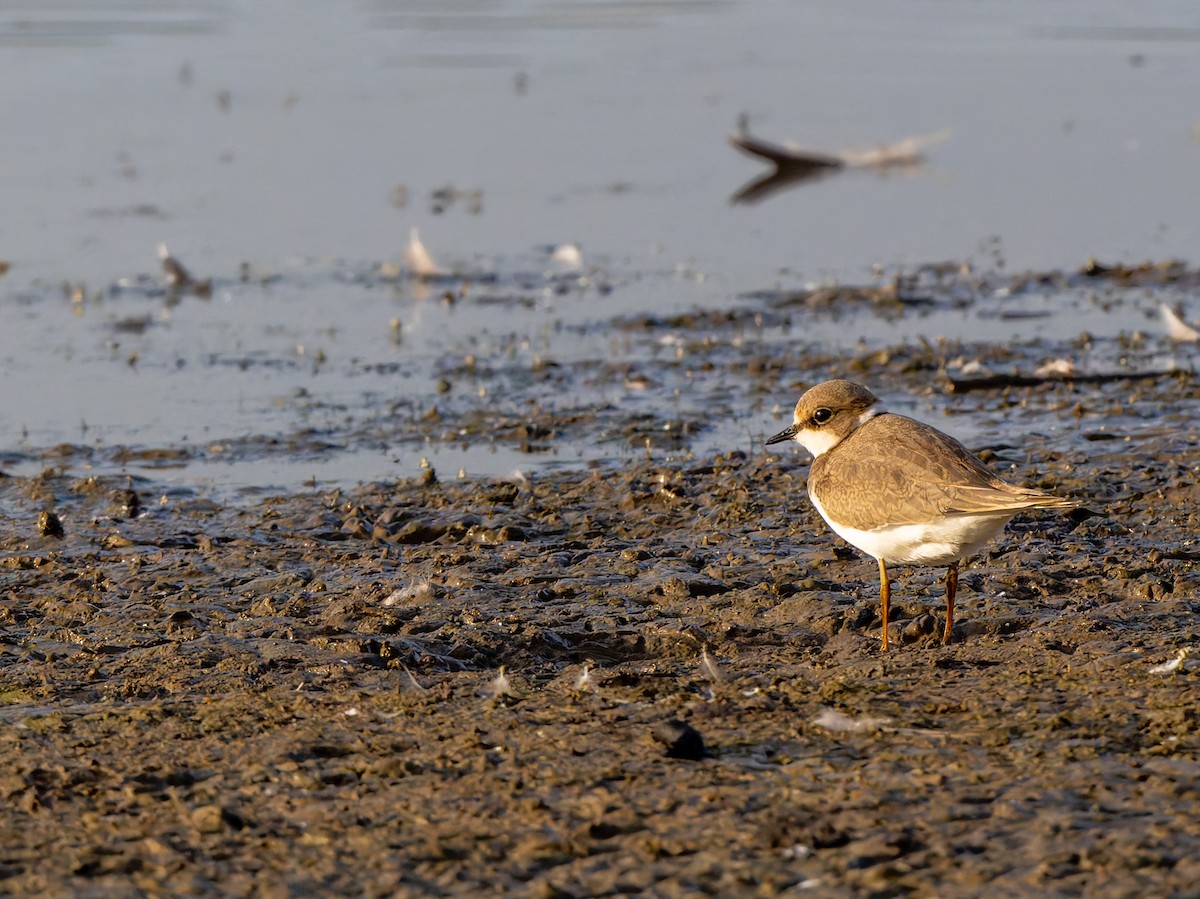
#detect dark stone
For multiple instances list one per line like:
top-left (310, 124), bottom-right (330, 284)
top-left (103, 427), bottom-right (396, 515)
top-left (652, 719), bottom-right (706, 761)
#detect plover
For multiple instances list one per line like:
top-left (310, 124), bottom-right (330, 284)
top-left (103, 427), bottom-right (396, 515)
top-left (766, 379), bottom-right (1076, 650)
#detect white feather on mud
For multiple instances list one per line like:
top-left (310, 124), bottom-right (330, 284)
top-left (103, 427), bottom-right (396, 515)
top-left (400, 663), bottom-right (429, 693)
top-left (1149, 649), bottom-right (1196, 674)
top-left (812, 708), bottom-right (891, 733)
top-left (573, 662), bottom-right (595, 692)
top-left (404, 227), bottom-right (445, 279)
top-left (383, 580), bottom-right (434, 607)
top-left (484, 666), bottom-right (517, 699)
top-left (1034, 357), bottom-right (1077, 378)
top-left (157, 242), bottom-right (192, 286)
top-left (699, 647), bottom-right (724, 685)
top-left (549, 242), bottom-right (583, 272)
top-left (1160, 303), bottom-right (1200, 342)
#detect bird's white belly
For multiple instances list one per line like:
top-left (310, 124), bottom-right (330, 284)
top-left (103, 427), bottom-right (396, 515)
top-left (810, 493), bottom-right (1016, 565)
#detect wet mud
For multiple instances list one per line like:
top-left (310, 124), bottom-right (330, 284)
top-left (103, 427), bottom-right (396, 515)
top-left (1, 372), bottom-right (1198, 895)
top-left (6, 255), bottom-right (1200, 493)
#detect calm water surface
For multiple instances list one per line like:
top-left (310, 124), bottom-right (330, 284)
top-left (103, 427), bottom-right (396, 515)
top-left (1, 1), bottom-right (1197, 491)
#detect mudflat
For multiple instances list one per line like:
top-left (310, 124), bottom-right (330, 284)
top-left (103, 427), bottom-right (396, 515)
top-left (4, 3), bottom-right (1200, 893)
top-left (1, 395), bottom-right (1197, 896)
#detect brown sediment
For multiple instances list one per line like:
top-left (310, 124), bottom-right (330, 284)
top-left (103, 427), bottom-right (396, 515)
top-left (0, 416), bottom-right (1197, 896)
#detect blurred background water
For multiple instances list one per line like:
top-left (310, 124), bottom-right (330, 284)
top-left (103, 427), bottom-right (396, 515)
top-left (1, 0), bottom-right (1197, 491)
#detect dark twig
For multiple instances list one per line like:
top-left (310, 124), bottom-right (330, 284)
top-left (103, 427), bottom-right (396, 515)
top-left (945, 369), bottom-right (1189, 393)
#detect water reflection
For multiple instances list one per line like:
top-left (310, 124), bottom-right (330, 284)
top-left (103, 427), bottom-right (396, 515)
top-left (0, 2), bottom-right (220, 46)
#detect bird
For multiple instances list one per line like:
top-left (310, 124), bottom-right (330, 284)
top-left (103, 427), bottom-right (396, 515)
top-left (765, 379), bottom-right (1076, 650)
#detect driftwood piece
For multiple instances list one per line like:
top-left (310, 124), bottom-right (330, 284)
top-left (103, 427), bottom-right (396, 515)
top-left (728, 123), bottom-right (949, 204)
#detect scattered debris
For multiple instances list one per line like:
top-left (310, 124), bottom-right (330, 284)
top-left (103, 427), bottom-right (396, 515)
top-left (1149, 649), bottom-right (1195, 675)
top-left (158, 242), bottom-right (192, 286)
top-left (811, 708), bottom-right (890, 734)
top-left (729, 129), bottom-right (843, 203)
top-left (37, 510), bottom-right (64, 539)
top-left (549, 243), bottom-right (583, 272)
top-left (383, 580), bottom-right (434, 607)
top-left (1160, 303), bottom-right (1200, 343)
top-left (484, 666), bottom-right (518, 700)
top-left (430, 185), bottom-right (483, 215)
top-left (573, 662), bottom-right (595, 692)
top-left (1080, 257), bottom-right (1193, 285)
top-left (952, 359), bottom-right (995, 379)
top-left (651, 719), bottom-right (706, 760)
top-left (699, 647), bottom-right (724, 685)
top-left (745, 280), bottom-right (934, 311)
top-left (945, 368), bottom-right (1186, 393)
top-left (400, 663), bottom-right (429, 693)
top-left (158, 242), bottom-right (212, 296)
top-left (840, 129), bottom-right (952, 169)
top-left (1033, 357), bottom-right (1077, 378)
top-left (403, 227), bottom-right (445, 280)
top-left (729, 119), bottom-right (949, 203)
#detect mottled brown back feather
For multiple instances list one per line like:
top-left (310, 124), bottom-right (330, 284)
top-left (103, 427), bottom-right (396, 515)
top-left (809, 413), bottom-right (1076, 530)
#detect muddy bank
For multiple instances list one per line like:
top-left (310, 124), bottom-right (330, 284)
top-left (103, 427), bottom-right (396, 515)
top-left (5, 254), bottom-right (1200, 497)
top-left (1, 396), bottom-right (1198, 895)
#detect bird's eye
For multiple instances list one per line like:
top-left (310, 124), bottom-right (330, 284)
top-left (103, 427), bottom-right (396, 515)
top-left (812, 407), bottom-right (833, 425)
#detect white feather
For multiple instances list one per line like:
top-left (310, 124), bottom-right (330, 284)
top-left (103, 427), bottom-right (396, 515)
top-left (1160, 303), bottom-right (1199, 343)
top-left (403, 227), bottom-right (444, 279)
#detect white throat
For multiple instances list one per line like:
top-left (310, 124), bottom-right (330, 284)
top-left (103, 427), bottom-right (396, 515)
top-left (797, 406), bottom-right (883, 458)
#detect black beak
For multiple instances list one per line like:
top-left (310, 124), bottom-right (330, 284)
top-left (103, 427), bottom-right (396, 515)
top-left (765, 424), bottom-right (799, 446)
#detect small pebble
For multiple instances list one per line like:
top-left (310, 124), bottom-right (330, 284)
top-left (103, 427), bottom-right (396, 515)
top-left (37, 510), bottom-right (64, 538)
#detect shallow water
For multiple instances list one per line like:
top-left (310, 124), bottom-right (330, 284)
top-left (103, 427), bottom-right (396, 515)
top-left (2, 0), bottom-right (1199, 493)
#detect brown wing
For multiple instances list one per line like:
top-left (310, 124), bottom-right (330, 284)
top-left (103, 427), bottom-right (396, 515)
top-left (809, 413), bottom-right (1075, 530)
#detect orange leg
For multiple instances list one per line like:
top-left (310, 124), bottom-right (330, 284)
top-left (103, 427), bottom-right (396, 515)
top-left (878, 557), bottom-right (890, 652)
top-left (943, 561), bottom-right (959, 645)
